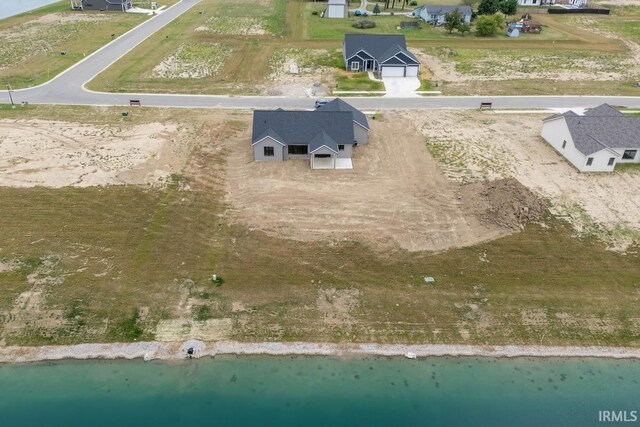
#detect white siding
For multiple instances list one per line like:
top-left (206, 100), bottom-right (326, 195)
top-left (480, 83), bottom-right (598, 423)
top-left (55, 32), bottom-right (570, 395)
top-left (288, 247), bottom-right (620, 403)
top-left (611, 148), bottom-right (640, 164)
top-left (541, 118), bottom-right (587, 171)
top-left (326, 4), bottom-right (346, 18)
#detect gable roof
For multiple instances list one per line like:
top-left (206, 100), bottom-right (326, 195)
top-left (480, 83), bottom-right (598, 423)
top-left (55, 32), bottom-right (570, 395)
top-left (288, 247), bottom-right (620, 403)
top-left (343, 34), bottom-right (417, 64)
top-left (414, 5), bottom-right (472, 16)
top-left (252, 110), bottom-right (354, 146)
top-left (378, 44), bottom-right (419, 65)
top-left (309, 131), bottom-right (339, 153)
top-left (544, 104), bottom-right (640, 156)
top-left (252, 128), bottom-right (286, 146)
top-left (316, 98), bottom-right (369, 130)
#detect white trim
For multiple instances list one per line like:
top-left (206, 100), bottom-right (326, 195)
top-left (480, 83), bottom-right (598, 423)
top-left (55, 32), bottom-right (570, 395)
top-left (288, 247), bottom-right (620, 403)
top-left (251, 135), bottom-right (286, 146)
top-left (310, 144), bottom-right (339, 154)
top-left (354, 120), bottom-right (370, 131)
top-left (350, 62), bottom-right (360, 71)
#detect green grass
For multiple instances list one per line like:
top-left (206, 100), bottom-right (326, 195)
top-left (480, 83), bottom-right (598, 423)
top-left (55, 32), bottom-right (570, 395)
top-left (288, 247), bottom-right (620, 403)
top-left (0, 2), bottom-right (148, 88)
top-left (1, 105), bottom-right (640, 347)
top-left (335, 73), bottom-right (384, 91)
top-left (614, 163), bottom-right (640, 173)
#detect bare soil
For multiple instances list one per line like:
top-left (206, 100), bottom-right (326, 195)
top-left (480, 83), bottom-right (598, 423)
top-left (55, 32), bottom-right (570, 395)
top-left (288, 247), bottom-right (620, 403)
top-left (417, 109), bottom-right (640, 251)
top-left (0, 119), bottom-right (188, 188)
top-left (223, 114), bottom-right (535, 252)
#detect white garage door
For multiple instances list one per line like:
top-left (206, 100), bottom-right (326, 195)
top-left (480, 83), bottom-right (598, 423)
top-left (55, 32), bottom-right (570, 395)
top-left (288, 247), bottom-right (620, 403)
top-left (405, 66), bottom-right (419, 77)
top-left (381, 66), bottom-right (405, 77)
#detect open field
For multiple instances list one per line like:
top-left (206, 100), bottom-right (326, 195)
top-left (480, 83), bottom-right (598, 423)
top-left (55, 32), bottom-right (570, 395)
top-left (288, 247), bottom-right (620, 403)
top-left (0, 1), bottom-right (148, 88)
top-left (84, 0), bottom-right (638, 96)
top-left (1, 105), bottom-right (639, 348)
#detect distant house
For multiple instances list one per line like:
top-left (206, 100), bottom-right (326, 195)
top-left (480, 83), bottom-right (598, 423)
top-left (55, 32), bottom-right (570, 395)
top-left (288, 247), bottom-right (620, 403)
top-left (541, 104), bottom-right (640, 172)
top-left (70, 0), bottom-right (133, 11)
top-left (343, 34), bottom-right (420, 77)
top-left (412, 5), bottom-right (472, 26)
top-left (326, 0), bottom-right (348, 18)
top-left (517, 0), bottom-right (555, 5)
top-left (251, 99), bottom-right (369, 169)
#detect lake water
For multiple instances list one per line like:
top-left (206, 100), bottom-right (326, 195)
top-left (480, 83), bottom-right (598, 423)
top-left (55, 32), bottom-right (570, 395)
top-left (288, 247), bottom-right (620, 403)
top-left (0, 356), bottom-right (638, 426)
top-left (0, 0), bottom-right (61, 20)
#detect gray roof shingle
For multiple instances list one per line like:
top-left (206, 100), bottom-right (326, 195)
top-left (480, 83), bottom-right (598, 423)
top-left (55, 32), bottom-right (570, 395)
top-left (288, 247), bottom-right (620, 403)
top-left (544, 104), bottom-right (640, 156)
top-left (309, 131), bottom-right (339, 153)
top-left (252, 110), bottom-right (355, 145)
top-left (343, 34), bottom-right (418, 65)
top-left (316, 98), bottom-right (369, 130)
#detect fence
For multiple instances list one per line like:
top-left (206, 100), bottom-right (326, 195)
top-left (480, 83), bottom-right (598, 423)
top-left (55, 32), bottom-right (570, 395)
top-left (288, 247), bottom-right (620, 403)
top-left (547, 7), bottom-right (610, 14)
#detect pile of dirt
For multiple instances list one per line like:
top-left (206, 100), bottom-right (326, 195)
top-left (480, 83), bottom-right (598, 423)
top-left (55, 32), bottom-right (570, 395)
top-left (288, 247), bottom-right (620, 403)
top-left (459, 178), bottom-right (547, 230)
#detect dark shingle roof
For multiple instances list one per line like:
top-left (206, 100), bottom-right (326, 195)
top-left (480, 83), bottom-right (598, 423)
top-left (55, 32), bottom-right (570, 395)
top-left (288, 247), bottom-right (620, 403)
top-left (316, 98), bottom-right (369, 130)
top-left (309, 131), bottom-right (339, 153)
top-left (544, 104), bottom-right (640, 156)
top-left (343, 34), bottom-right (418, 64)
top-left (252, 110), bottom-right (354, 145)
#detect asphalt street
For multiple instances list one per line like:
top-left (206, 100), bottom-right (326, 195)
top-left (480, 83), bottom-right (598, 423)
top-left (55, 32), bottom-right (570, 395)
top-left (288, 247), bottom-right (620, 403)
top-left (3, 0), bottom-right (640, 110)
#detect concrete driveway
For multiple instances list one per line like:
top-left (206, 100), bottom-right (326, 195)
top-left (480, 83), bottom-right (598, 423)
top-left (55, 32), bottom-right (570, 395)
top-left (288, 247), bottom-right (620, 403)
top-left (382, 77), bottom-right (421, 97)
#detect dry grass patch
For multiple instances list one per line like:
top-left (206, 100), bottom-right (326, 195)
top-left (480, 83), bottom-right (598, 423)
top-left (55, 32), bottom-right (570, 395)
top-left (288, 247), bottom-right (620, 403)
top-left (152, 43), bottom-right (233, 79)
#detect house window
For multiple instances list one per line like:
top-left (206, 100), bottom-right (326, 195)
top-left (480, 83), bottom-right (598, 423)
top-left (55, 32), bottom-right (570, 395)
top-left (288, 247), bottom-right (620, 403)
top-left (608, 157), bottom-right (615, 166)
top-left (533, 0), bottom-right (537, 3)
top-left (338, 144), bottom-right (345, 151)
top-left (622, 150), bottom-right (637, 160)
top-left (562, 140), bottom-right (566, 149)
top-left (586, 157), bottom-right (593, 166)
top-left (350, 62), bottom-right (360, 71)
top-left (263, 146), bottom-right (274, 157)
top-left (288, 145), bottom-right (308, 155)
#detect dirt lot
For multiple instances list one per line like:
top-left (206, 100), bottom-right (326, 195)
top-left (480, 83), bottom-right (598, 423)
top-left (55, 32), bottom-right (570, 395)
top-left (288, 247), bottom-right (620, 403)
top-left (417, 110), bottom-right (640, 251)
top-left (224, 114), bottom-right (545, 252)
top-left (0, 119), bottom-right (188, 187)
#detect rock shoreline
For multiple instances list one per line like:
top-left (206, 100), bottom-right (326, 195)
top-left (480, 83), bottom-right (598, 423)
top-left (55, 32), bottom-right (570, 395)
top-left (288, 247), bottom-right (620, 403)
top-left (2, 341), bottom-right (640, 364)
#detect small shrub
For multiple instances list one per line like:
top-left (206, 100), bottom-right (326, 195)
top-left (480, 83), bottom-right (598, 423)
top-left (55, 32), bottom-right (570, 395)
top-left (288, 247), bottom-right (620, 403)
top-left (312, 10), bottom-right (318, 15)
top-left (352, 20), bottom-right (376, 29)
top-left (211, 275), bottom-right (225, 286)
top-left (409, 0), bottom-right (417, 5)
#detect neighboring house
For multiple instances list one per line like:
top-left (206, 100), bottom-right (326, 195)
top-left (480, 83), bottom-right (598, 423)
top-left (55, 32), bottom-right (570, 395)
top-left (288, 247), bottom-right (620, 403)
top-left (412, 5), bottom-right (472, 25)
top-left (326, 0), bottom-right (348, 18)
top-left (70, 0), bottom-right (133, 11)
top-left (343, 34), bottom-right (420, 77)
top-left (541, 104), bottom-right (640, 172)
top-left (251, 99), bottom-right (369, 169)
top-left (316, 98), bottom-right (370, 144)
top-left (517, 0), bottom-right (555, 5)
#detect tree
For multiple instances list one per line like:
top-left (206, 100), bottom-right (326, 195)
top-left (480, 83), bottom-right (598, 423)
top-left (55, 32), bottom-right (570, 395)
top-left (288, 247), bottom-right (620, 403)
top-left (373, 3), bottom-right (381, 15)
top-left (444, 8), bottom-right (463, 34)
top-left (477, 0), bottom-right (499, 15)
top-left (458, 22), bottom-right (471, 36)
top-left (499, 0), bottom-right (518, 16)
top-left (492, 11), bottom-right (506, 29)
top-left (475, 14), bottom-right (498, 36)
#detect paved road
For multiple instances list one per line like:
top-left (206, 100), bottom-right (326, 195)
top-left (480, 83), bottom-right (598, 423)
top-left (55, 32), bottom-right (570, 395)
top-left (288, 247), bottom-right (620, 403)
top-left (2, 0), bottom-right (640, 110)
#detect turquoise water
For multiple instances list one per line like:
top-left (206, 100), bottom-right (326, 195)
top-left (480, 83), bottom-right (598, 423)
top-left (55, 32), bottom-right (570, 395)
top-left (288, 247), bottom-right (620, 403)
top-left (0, 0), bottom-right (61, 20)
top-left (0, 356), bottom-right (638, 426)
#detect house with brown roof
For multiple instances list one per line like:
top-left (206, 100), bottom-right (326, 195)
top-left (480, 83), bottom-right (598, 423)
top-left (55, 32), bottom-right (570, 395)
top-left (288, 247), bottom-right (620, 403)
top-left (541, 104), bottom-right (640, 172)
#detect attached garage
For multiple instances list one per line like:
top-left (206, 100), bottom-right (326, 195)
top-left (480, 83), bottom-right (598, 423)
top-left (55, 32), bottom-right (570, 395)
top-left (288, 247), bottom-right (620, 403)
top-left (405, 66), bottom-right (419, 77)
top-left (381, 66), bottom-right (406, 77)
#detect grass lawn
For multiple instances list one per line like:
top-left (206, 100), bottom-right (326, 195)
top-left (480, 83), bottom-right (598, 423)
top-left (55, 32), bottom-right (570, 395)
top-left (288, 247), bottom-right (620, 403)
top-left (335, 72), bottom-right (384, 91)
top-left (1, 105), bottom-right (640, 347)
top-left (0, 1), bottom-right (150, 89)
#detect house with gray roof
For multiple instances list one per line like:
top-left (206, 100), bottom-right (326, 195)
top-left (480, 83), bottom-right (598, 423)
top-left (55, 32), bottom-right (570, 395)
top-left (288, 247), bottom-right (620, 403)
top-left (343, 34), bottom-right (420, 77)
top-left (541, 104), bottom-right (640, 172)
top-left (251, 99), bottom-right (369, 169)
top-left (413, 5), bottom-right (472, 26)
top-left (70, 0), bottom-right (132, 11)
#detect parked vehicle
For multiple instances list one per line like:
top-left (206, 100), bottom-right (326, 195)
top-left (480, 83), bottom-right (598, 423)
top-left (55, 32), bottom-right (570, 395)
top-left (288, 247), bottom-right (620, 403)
top-left (314, 99), bottom-right (329, 108)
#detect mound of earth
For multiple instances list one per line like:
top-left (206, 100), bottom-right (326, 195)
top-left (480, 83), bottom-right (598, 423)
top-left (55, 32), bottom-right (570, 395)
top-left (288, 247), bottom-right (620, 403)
top-left (458, 178), bottom-right (547, 230)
